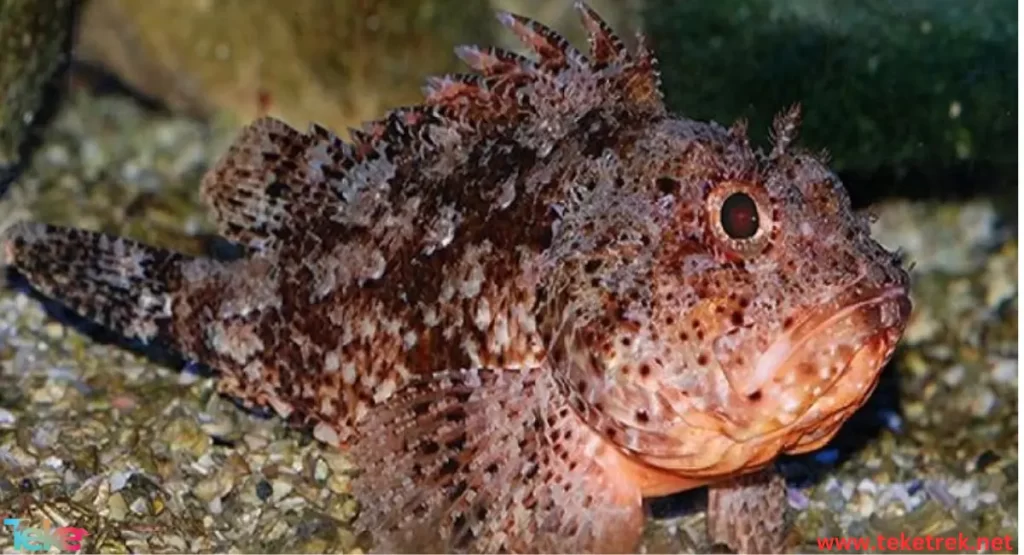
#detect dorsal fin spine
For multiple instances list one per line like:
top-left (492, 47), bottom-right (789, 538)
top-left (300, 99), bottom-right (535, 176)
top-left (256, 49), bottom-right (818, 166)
top-left (574, 0), bottom-right (629, 67)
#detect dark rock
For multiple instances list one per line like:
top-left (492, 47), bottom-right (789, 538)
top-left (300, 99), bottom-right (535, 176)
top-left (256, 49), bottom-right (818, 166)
top-left (0, 0), bottom-right (78, 196)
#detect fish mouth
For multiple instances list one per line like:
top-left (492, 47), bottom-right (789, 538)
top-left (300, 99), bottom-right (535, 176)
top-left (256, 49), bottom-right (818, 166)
top-left (731, 280), bottom-right (911, 440)
top-left (634, 280), bottom-right (911, 483)
top-left (731, 280), bottom-right (912, 423)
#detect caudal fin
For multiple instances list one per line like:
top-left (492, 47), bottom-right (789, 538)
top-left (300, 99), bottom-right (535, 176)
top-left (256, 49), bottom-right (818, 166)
top-left (350, 366), bottom-right (645, 554)
top-left (1, 221), bottom-right (193, 347)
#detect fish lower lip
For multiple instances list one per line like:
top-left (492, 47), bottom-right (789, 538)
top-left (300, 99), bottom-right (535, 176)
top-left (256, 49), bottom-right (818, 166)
top-left (741, 283), bottom-right (910, 398)
top-left (626, 287), bottom-right (909, 477)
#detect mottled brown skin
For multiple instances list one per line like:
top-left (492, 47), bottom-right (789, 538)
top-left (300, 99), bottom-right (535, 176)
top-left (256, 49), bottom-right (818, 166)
top-left (1, 3), bottom-right (911, 553)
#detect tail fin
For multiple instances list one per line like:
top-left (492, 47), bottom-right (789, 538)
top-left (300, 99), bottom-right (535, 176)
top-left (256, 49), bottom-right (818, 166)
top-left (2, 221), bottom-right (192, 347)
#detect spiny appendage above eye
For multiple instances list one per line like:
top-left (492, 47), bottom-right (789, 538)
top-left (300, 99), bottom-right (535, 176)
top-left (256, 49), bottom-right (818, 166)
top-left (769, 103), bottom-right (802, 160)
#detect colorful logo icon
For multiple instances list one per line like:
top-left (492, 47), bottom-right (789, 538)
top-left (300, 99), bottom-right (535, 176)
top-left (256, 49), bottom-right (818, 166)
top-left (3, 518), bottom-right (89, 552)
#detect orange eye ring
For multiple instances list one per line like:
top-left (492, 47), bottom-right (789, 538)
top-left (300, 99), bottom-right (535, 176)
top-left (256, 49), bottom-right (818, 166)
top-left (706, 181), bottom-right (774, 257)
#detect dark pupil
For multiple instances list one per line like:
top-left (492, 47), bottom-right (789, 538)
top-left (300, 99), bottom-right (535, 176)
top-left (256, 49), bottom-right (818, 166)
top-left (720, 193), bottom-right (759, 239)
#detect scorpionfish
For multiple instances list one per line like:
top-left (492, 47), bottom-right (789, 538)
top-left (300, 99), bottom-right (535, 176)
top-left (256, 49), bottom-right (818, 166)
top-left (2, 3), bottom-right (911, 553)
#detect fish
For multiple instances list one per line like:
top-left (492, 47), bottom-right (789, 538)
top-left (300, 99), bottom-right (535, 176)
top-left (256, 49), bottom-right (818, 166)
top-left (0, 2), bottom-right (912, 552)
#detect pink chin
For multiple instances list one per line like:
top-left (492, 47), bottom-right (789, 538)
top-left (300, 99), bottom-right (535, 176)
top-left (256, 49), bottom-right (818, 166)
top-left (618, 288), bottom-right (909, 490)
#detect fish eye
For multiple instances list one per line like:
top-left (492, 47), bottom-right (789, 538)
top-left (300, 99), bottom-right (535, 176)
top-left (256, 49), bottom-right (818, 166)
top-left (705, 181), bottom-right (773, 257)
top-left (720, 192), bottom-right (759, 239)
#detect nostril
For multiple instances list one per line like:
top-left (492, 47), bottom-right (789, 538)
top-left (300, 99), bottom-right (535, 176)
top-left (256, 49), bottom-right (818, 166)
top-left (747, 390), bottom-right (762, 402)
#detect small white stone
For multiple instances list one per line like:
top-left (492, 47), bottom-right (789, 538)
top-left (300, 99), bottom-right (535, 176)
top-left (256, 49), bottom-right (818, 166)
top-left (109, 471), bottom-right (133, 492)
top-left (271, 479), bottom-right (294, 502)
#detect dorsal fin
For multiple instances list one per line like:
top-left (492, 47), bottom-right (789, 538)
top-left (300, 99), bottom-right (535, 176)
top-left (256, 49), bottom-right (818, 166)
top-left (575, 0), bottom-right (629, 68)
top-left (622, 33), bottom-right (664, 113)
top-left (454, 45), bottom-right (539, 77)
top-left (200, 117), bottom-right (350, 253)
top-left (495, 10), bottom-right (588, 71)
top-left (426, 2), bottom-right (666, 127)
top-left (200, 2), bottom-right (666, 254)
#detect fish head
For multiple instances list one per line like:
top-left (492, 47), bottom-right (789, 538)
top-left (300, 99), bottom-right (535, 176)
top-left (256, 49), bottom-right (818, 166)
top-left (545, 108), bottom-right (912, 489)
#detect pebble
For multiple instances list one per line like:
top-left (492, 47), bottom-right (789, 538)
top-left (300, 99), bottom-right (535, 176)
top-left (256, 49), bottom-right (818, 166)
top-left (327, 473), bottom-right (351, 495)
top-left (243, 432), bottom-right (271, 452)
top-left (786, 487), bottom-right (810, 510)
top-left (855, 478), bottom-right (877, 496)
top-left (970, 388), bottom-right (997, 416)
top-left (194, 477), bottom-right (224, 503)
top-left (108, 492), bottom-right (128, 520)
top-left (31, 423), bottom-right (60, 449)
top-left (947, 479), bottom-right (975, 499)
top-left (130, 496), bottom-right (151, 516)
top-left (857, 497), bottom-right (879, 519)
top-left (270, 479), bottom-right (293, 502)
top-left (41, 456), bottom-right (63, 470)
top-left (208, 496), bottom-right (223, 515)
top-left (969, 450), bottom-right (1001, 472)
top-left (177, 367), bottom-right (204, 385)
top-left (303, 538), bottom-right (329, 553)
top-left (924, 480), bottom-right (957, 509)
top-left (152, 496), bottom-right (166, 516)
top-left (161, 534), bottom-right (187, 552)
top-left (941, 364), bottom-right (965, 386)
top-left (255, 479), bottom-right (273, 501)
top-left (978, 491), bottom-right (998, 505)
top-left (0, 444), bottom-right (37, 468)
top-left (109, 470), bottom-right (133, 492)
top-left (314, 458), bottom-right (330, 481)
top-left (192, 452), bottom-right (219, 475)
top-left (334, 497), bottom-right (360, 523)
top-left (276, 496), bottom-right (306, 511)
top-left (125, 538), bottom-right (151, 553)
top-left (990, 356), bottom-right (1017, 384)
top-left (44, 144), bottom-right (70, 166)
top-left (200, 416), bottom-right (239, 442)
top-left (43, 322), bottom-right (65, 340)
top-left (841, 481), bottom-right (856, 501)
